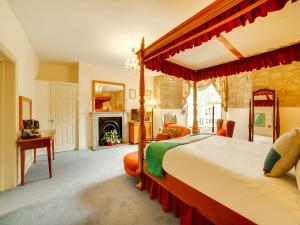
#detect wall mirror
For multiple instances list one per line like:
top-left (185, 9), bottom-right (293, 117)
top-left (92, 80), bottom-right (125, 112)
top-left (19, 96), bottom-right (32, 130)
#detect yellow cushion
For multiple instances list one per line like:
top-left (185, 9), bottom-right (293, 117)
top-left (264, 128), bottom-right (300, 177)
top-left (161, 128), bottom-right (178, 139)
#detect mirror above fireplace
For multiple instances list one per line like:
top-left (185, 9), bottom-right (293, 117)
top-left (92, 80), bottom-right (125, 112)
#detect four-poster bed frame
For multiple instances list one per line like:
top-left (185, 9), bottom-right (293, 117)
top-left (135, 0), bottom-right (299, 224)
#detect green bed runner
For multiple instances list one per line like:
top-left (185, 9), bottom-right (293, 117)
top-left (146, 133), bottom-right (212, 178)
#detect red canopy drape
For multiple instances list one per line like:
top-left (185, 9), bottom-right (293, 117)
top-left (145, 0), bottom-right (292, 67)
top-left (147, 42), bottom-right (300, 81)
top-left (194, 42), bottom-right (300, 81)
top-left (144, 0), bottom-right (299, 81)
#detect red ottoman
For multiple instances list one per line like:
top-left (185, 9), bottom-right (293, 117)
top-left (123, 151), bottom-right (138, 177)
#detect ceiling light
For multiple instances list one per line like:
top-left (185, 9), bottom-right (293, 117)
top-left (125, 48), bottom-right (139, 72)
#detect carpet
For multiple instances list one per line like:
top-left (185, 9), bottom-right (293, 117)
top-left (0, 146), bottom-right (179, 225)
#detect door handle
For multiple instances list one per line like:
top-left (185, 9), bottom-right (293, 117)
top-left (50, 120), bottom-right (54, 122)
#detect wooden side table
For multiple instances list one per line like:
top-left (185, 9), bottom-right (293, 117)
top-left (128, 121), bottom-right (152, 144)
top-left (17, 132), bottom-right (55, 185)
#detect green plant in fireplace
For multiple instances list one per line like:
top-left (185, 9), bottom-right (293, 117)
top-left (100, 129), bottom-right (121, 146)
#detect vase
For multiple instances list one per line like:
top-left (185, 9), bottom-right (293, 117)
top-left (107, 141), bottom-right (115, 146)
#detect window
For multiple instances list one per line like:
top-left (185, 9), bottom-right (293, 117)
top-left (187, 84), bottom-right (221, 132)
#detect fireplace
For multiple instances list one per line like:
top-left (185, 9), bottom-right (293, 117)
top-left (98, 117), bottom-right (122, 145)
top-left (92, 112), bottom-right (127, 150)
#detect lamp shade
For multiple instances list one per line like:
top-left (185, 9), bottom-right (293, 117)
top-left (145, 99), bottom-right (158, 108)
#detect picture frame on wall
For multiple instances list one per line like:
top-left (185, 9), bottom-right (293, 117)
top-left (129, 89), bottom-right (136, 99)
top-left (145, 89), bottom-right (151, 100)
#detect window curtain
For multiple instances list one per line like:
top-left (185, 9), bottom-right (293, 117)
top-left (195, 77), bottom-right (228, 112)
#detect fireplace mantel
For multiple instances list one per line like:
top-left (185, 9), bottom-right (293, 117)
top-left (91, 111), bottom-right (128, 150)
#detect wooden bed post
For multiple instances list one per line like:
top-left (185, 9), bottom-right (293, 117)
top-left (248, 99), bottom-right (252, 142)
top-left (136, 37), bottom-right (146, 189)
top-left (276, 97), bottom-right (280, 140)
top-left (192, 81), bottom-right (199, 134)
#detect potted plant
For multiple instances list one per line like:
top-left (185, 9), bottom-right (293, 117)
top-left (100, 129), bottom-right (121, 146)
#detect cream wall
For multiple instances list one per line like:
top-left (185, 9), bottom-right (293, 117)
top-left (35, 80), bottom-right (50, 131)
top-left (226, 108), bottom-right (249, 140)
top-left (38, 62), bottom-right (79, 83)
top-left (0, 61), bottom-right (3, 191)
top-left (226, 107), bottom-right (300, 141)
top-left (78, 62), bottom-right (153, 148)
top-left (0, 0), bottom-right (39, 191)
top-left (280, 107), bottom-right (300, 134)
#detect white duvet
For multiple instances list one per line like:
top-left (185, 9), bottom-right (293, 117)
top-left (163, 136), bottom-right (300, 225)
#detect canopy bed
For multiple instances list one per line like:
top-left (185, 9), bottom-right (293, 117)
top-left (135, 0), bottom-right (300, 225)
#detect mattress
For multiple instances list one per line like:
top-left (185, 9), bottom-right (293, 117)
top-left (163, 136), bottom-right (300, 225)
top-left (254, 134), bottom-right (273, 145)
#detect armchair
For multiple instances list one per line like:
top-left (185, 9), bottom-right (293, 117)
top-left (216, 119), bottom-right (235, 138)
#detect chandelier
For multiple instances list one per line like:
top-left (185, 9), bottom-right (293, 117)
top-left (125, 48), bottom-right (140, 72)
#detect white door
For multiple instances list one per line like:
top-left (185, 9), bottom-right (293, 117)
top-left (50, 83), bottom-right (77, 152)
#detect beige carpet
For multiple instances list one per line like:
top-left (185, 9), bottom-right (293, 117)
top-left (0, 146), bottom-right (179, 225)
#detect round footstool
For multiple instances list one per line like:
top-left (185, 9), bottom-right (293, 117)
top-left (123, 151), bottom-right (138, 177)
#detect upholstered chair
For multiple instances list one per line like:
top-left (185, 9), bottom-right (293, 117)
top-left (216, 119), bottom-right (236, 138)
top-left (162, 112), bottom-right (177, 128)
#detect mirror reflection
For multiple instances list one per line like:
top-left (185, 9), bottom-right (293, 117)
top-left (92, 80), bottom-right (125, 112)
top-left (19, 96), bottom-right (32, 130)
top-left (23, 101), bottom-right (31, 120)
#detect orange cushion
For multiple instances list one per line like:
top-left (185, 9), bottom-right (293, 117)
top-left (123, 151), bottom-right (138, 176)
top-left (217, 128), bottom-right (227, 136)
top-left (156, 133), bottom-right (170, 141)
top-left (165, 123), bottom-right (176, 128)
top-left (165, 124), bottom-right (191, 137)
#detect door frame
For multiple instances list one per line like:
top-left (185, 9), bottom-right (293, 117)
top-left (0, 42), bottom-right (18, 191)
top-left (49, 81), bottom-right (79, 151)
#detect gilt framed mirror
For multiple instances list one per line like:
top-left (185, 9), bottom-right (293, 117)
top-left (92, 80), bottom-right (125, 112)
top-left (19, 96), bottom-right (32, 130)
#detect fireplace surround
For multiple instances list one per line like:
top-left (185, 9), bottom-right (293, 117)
top-left (92, 112), bottom-right (127, 150)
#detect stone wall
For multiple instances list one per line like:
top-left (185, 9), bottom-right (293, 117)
top-left (227, 61), bottom-right (300, 108)
top-left (227, 72), bottom-right (252, 108)
top-left (154, 75), bottom-right (188, 109)
top-left (252, 61), bottom-right (300, 107)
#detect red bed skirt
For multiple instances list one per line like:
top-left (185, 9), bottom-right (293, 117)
top-left (143, 175), bottom-right (214, 225)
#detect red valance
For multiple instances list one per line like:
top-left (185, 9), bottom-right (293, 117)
top-left (145, 0), bottom-right (293, 70)
top-left (253, 100), bottom-right (274, 107)
top-left (143, 175), bottom-right (214, 225)
top-left (195, 42), bottom-right (300, 80)
top-left (147, 60), bottom-right (195, 81)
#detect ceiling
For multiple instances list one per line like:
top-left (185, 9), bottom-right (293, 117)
top-left (168, 37), bottom-right (237, 70)
top-left (168, 0), bottom-right (300, 70)
top-left (7, 0), bottom-right (214, 71)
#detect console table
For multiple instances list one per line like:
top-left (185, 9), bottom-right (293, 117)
top-left (17, 131), bottom-right (55, 185)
